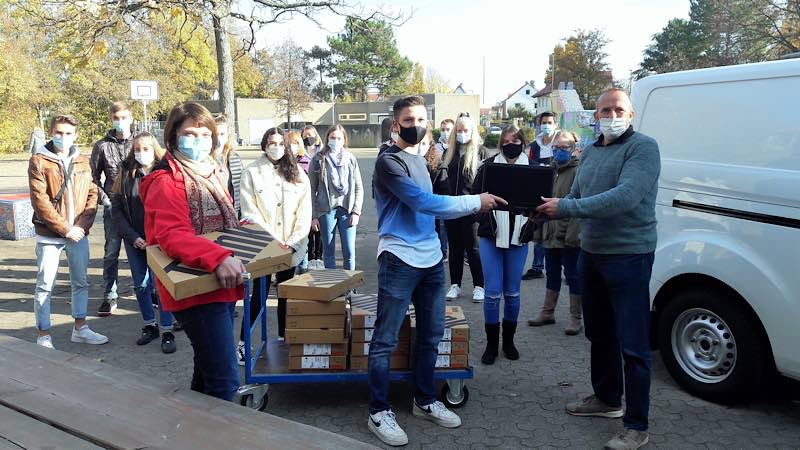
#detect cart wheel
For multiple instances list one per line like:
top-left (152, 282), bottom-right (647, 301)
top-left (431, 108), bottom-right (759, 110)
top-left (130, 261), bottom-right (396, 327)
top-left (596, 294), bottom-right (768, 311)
top-left (439, 384), bottom-right (469, 408)
top-left (239, 392), bottom-right (269, 411)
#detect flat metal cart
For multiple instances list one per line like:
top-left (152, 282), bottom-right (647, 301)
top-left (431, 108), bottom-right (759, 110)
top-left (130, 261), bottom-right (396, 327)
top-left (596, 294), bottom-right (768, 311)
top-left (236, 274), bottom-right (474, 411)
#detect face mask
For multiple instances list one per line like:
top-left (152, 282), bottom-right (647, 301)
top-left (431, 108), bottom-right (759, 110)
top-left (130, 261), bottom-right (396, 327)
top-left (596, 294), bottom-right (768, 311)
top-left (216, 137), bottom-right (226, 150)
top-left (540, 124), bottom-right (556, 136)
top-left (52, 135), bottom-right (74, 151)
top-left (456, 132), bottom-right (470, 144)
top-left (112, 119), bottom-right (131, 134)
top-left (398, 124), bottom-right (426, 145)
top-left (440, 131), bottom-right (451, 142)
top-left (553, 149), bottom-right (572, 163)
top-left (290, 144), bottom-right (300, 156)
top-left (135, 151), bottom-right (154, 166)
top-left (328, 139), bottom-right (343, 152)
top-left (303, 136), bottom-right (316, 147)
top-left (599, 117), bottom-right (629, 140)
top-left (501, 143), bottom-right (523, 159)
top-left (177, 135), bottom-right (212, 161)
top-left (266, 145), bottom-right (285, 160)
top-left (390, 131), bottom-right (400, 143)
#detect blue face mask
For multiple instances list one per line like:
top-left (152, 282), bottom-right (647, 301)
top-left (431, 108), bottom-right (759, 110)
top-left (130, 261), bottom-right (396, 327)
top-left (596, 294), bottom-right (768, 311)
top-left (177, 135), bottom-right (212, 161)
top-left (553, 149), bottom-right (571, 163)
top-left (112, 120), bottom-right (130, 133)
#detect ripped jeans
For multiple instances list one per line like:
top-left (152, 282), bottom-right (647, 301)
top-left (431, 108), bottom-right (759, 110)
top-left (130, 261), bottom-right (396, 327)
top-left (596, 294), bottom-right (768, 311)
top-left (478, 237), bottom-right (529, 324)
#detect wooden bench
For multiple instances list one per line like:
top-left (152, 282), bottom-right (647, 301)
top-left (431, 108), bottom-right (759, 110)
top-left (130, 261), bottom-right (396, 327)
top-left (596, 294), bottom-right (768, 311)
top-left (0, 335), bottom-right (375, 449)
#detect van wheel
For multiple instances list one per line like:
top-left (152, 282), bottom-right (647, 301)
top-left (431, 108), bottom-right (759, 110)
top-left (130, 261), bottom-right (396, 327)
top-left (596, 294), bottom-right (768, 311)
top-left (657, 288), bottom-right (769, 404)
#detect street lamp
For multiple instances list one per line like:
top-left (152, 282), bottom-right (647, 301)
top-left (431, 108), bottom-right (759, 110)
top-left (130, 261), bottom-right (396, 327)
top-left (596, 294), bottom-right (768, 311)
top-left (331, 83), bottom-right (336, 126)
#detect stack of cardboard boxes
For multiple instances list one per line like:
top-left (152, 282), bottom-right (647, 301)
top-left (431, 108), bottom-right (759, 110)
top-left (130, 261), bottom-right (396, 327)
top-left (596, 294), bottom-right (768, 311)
top-left (411, 305), bottom-right (470, 369)
top-left (277, 270), bottom-right (364, 371)
top-left (349, 294), bottom-right (411, 370)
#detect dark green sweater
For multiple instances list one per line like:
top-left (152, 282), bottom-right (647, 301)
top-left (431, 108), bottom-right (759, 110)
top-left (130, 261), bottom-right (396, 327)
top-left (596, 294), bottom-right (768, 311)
top-left (558, 127), bottom-right (660, 254)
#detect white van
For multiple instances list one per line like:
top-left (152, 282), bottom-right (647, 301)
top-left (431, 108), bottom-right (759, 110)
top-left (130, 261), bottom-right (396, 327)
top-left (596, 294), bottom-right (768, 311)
top-left (631, 57), bottom-right (800, 404)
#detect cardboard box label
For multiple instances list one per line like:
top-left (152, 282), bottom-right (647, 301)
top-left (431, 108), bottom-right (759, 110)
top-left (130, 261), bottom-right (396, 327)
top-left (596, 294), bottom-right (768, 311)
top-left (288, 355), bottom-right (347, 370)
top-left (302, 356), bottom-right (329, 369)
top-left (278, 269), bottom-right (364, 301)
top-left (438, 341), bottom-right (450, 354)
top-left (288, 343), bottom-right (347, 356)
top-left (147, 224), bottom-right (292, 300)
top-left (435, 354), bottom-right (468, 368)
top-left (287, 297), bottom-right (346, 316)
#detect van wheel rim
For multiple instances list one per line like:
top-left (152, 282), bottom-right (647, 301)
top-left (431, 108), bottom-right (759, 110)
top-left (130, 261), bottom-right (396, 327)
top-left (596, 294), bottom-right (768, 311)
top-left (671, 308), bottom-right (737, 383)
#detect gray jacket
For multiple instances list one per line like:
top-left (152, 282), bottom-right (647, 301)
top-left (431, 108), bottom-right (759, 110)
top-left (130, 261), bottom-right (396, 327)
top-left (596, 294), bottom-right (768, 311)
top-left (308, 150), bottom-right (364, 218)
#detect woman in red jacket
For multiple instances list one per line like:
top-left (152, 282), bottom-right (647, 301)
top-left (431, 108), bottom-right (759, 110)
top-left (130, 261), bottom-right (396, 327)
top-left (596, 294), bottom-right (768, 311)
top-left (140, 102), bottom-right (245, 401)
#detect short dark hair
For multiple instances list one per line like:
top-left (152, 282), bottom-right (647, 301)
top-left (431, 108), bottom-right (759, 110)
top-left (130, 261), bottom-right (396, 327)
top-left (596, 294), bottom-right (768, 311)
top-left (537, 111), bottom-right (557, 125)
top-left (393, 96), bottom-right (426, 119)
top-left (440, 118), bottom-right (455, 127)
top-left (49, 115), bottom-right (78, 131)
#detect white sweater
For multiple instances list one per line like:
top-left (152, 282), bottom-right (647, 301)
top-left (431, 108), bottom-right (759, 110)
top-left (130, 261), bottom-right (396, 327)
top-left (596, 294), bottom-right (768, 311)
top-left (240, 156), bottom-right (312, 267)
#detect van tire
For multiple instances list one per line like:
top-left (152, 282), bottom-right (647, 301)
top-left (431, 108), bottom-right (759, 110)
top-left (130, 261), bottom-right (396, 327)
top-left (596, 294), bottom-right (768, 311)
top-left (657, 287), bottom-right (769, 404)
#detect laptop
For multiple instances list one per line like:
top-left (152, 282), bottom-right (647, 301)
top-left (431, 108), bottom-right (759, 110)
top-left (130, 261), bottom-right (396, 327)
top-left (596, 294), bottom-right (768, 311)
top-left (480, 163), bottom-right (555, 212)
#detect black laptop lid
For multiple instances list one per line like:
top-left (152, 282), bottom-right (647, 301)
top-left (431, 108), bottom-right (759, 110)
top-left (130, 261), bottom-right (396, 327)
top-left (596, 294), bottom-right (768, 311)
top-left (480, 163), bottom-right (554, 212)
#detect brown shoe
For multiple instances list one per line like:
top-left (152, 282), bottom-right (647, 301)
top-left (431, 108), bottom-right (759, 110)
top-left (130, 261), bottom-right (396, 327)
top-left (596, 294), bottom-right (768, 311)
top-left (565, 294), bottom-right (583, 335)
top-left (528, 289), bottom-right (558, 326)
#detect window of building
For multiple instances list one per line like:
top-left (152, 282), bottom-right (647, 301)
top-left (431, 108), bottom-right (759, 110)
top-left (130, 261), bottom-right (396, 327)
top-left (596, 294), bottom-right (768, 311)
top-left (338, 113), bottom-right (367, 121)
top-left (525, 89), bottom-right (530, 95)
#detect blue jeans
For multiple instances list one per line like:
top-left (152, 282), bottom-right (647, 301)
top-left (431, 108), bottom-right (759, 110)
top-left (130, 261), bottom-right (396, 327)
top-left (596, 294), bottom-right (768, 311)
top-left (319, 206), bottom-right (356, 270)
top-left (102, 207), bottom-right (121, 299)
top-left (368, 252), bottom-right (445, 413)
top-left (579, 251), bottom-right (654, 431)
top-left (33, 238), bottom-right (89, 331)
top-left (529, 242), bottom-right (545, 272)
top-left (436, 218), bottom-right (448, 258)
top-left (123, 241), bottom-right (174, 330)
top-left (544, 247), bottom-right (581, 295)
top-left (173, 302), bottom-right (239, 401)
top-left (479, 238), bottom-right (528, 324)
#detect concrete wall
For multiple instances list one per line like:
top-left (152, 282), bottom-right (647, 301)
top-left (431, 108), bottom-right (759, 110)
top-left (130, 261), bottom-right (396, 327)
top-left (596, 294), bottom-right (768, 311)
top-left (431, 93), bottom-right (480, 127)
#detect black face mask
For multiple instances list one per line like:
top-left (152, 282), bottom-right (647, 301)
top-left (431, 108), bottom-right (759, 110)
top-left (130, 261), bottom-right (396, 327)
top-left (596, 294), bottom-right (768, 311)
top-left (501, 142), bottom-right (523, 159)
top-left (398, 124), bottom-right (427, 145)
top-left (303, 137), bottom-right (316, 147)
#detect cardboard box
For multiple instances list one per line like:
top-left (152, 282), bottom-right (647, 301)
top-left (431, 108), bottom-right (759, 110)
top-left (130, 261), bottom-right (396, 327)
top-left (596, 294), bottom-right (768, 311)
top-left (278, 270), bottom-right (364, 301)
top-left (351, 326), bottom-right (409, 343)
top-left (285, 328), bottom-right (347, 344)
top-left (411, 306), bottom-right (470, 342)
top-left (438, 340), bottom-right (469, 355)
top-left (147, 224), bottom-right (292, 300)
top-left (350, 304), bottom-right (377, 329)
top-left (350, 339), bottom-right (411, 356)
top-left (350, 354), bottom-right (409, 370)
top-left (288, 355), bottom-right (347, 371)
top-left (287, 297), bottom-right (347, 316)
top-left (286, 314), bottom-right (346, 330)
top-left (435, 354), bottom-right (468, 369)
top-left (288, 343), bottom-right (347, 357)
top-left (0, 194), bottom-right (35, 241)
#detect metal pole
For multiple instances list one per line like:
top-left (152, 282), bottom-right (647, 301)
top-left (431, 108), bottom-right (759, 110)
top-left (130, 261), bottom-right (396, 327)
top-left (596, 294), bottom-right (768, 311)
top-left (482, 56), bottom-right (486, 105)
top-left (142, 100), bottom-right (148, 132)
top-left (331, 84), bottom-right (335, 125)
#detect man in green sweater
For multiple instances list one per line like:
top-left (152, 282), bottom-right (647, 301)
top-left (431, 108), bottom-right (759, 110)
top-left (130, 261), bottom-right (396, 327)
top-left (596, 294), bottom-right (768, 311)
top-left (538, 89), bottom-right (660, 450)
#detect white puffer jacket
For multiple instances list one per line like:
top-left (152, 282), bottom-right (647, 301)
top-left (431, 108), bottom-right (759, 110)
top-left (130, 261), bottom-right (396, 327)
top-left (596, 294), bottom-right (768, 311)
top-left (240, 156), bottom-right (312, 267)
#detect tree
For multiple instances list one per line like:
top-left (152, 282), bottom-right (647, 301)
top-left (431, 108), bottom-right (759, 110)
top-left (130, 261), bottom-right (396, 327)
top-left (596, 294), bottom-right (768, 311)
top-left (507, 104), bottom-right (533, 123)
top-left (268, 40), bottom-right (315, 128)
top-left (635, 18), bottom-right (707, 78)
top-left (424, 67), bottom-right (452, 93)
top-left (408, 62), bottom-right (425, 94)
top-left (328, 17), bottom-right (412, 101)
top-left (544, 29), bottom-right (612, 109)
top-left (10, 1), bottom-right (403, 120)
top-left (306, 45), bottom-right (332, 93)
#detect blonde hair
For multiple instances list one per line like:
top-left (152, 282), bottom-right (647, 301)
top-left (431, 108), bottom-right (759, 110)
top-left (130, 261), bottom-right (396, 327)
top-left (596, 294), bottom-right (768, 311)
top-left (443, 113), bottom-right (483, 180)
top-left (302, 125), bottom-right (321, 146)
top-left (552, 130), bottom-right (578, 148)
top-left (287, 130), bottom-right (304, 156)
top-left (213, 113), bottom-right (234, 161)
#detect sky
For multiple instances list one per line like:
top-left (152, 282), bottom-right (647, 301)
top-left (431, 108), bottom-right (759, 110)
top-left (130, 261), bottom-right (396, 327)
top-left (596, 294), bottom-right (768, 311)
top-left (248, 0), bottom-right (691, 106)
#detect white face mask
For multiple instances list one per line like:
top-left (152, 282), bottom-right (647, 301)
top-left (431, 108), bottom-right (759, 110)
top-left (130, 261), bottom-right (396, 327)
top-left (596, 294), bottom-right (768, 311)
top-left (390, 132), bottom-right (399, 143)
top-left (456, 132), bottom-right (471, 144)
top-left (440, 131), bottom-right (451, 142)
top-left (134, 151), bottom-right (154, 167)
top-left (290, 144), bottom-right (299, 156)
top-left (328, 139), bottom-right (344, 152)
top-left (266, 144), bottom-right (285, 161)
top-left (599, 117), bottom-right (629, 140)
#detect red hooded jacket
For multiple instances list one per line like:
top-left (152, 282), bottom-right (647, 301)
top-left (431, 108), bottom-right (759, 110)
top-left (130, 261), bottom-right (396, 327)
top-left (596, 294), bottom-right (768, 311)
top-left (140, 153), bottom-right (244, 312)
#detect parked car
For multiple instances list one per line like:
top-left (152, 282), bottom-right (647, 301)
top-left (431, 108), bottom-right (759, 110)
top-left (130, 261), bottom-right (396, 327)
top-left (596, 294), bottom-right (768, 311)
top-left (488, 126), bottom-right (502, 135)
top-left (631, 56), bottom-right (800, 404)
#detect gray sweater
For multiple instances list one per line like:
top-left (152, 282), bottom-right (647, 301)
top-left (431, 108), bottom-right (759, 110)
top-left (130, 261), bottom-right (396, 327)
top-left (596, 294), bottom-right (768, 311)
top-left (558, 128), bottom-right (660, 254)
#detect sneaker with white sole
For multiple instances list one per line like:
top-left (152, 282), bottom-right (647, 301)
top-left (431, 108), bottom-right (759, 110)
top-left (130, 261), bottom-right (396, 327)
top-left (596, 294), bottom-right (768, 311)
top-left (604, 428), bottom-right (649, 450)
top-left (472, 286), bottom-right (485, 303)
top-left (237, 341), bottom-right (246, 367)
top-left (368, 410), bottom-right (408, 446)
top-left (445, 284), bottom-right (461, 300)
top-left (70, 325), bottom-right (108, 345)
top-left (36, 335), bottom-right (55, 349)
top-left (412, 400), bottom-right (462, 428)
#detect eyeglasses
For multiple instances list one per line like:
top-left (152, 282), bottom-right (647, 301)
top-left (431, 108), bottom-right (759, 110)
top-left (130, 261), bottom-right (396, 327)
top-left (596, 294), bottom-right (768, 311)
top-left (457, 112), bottom-right (470, 118)
top-left (552, 146), bottom-right (574, 151)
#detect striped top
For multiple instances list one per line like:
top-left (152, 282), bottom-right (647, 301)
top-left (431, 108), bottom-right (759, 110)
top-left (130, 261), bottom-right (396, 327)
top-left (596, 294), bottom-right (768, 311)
top-left (227, 152), bottom-right (244, 217)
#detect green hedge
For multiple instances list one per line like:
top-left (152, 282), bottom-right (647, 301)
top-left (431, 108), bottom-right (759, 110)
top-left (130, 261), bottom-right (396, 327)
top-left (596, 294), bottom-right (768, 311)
top-left (484, 133), bottom-right (499, 148)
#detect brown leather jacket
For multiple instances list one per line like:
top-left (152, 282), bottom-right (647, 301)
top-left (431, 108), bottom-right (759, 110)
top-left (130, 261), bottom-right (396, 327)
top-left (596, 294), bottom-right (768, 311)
top-left (28, 145), bottom-right (98, 238)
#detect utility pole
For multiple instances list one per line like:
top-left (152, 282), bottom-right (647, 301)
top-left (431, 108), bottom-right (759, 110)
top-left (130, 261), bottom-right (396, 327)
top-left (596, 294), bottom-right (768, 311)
top-left (482, 56), bottom-right (486, 105)
top-left (331, 84), bottom-right (336, 125)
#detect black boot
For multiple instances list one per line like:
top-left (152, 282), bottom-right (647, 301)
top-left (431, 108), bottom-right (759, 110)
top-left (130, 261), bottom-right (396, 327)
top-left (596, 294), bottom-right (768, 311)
top-left (481, 323), bottom-right (500, 365)
top-left (502, 320), bottom-right (520, 360)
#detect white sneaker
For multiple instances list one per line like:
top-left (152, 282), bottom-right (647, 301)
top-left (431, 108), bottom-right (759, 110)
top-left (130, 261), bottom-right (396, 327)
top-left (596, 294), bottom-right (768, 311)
top-left (237, 341), bottom-right (246, 367)
top-left (368, 410), bottom-right (408, 446)
top-left (445, 284), bottom-right (461, 300)
top-left (36, 335), bottom-right (55, 349)
top-left (70, 325), bottom-right (108, 345)
top-left (412, 400), bottom-right (462, 428)
top-left (472, 286), bottom-right (485, 303)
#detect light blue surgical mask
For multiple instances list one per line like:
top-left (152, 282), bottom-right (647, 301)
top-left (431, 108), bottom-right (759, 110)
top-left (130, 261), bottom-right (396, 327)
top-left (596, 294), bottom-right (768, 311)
top-left (112, 120), bottom-right (131, 133)
top-left (540, 124), bottom-right (556, 136)
top-left (177, 135), bottom-right (212, 161)
top-left (51, 135), bottom-right (75, 151)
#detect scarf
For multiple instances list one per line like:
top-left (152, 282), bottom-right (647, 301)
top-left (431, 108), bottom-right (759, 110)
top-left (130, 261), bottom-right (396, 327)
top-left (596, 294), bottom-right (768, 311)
top-left (173, 152), bottom-right (238, 235)
top-left (491, 152), bottom-right (529, 249)
top-left (325, 149), bottom-right (350, 196)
